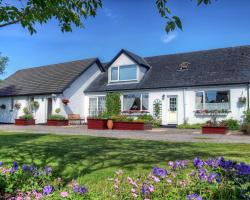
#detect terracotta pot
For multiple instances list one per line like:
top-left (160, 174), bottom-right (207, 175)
top-left (107, 119), bottom-right (113, 129)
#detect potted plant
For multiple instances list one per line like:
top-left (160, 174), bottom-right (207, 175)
top-left (47, 109), bottom-right (68, 126)
top-left (15, 107), bottom-right (35, 125)
top-left (62, 99), bottom-right (69, 105)
top-left (201, 111), bottom-right (228, 134)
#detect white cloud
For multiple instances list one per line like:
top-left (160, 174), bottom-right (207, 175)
top-left (161, 33), bottom-right (177, 44)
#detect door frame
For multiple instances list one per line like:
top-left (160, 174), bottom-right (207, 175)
top-left (167, 95), bottom-right (178, 125)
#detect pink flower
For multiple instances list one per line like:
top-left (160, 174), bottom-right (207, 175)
top-left (132, 193), bottom-right (138, 198)
top-left (152, 175), bottom-right (160, 183)
top-left (127, 177), bottom-right (138, 188)
top-left (148, 185), bottom-right (154, 193)
top-left (60, 191), bottom-right (69, 198)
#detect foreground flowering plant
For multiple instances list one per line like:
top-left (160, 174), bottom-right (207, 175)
top-left (0, 162), bottom-right (88, 200)
top-left (110, 157), bottom-right (250, 200)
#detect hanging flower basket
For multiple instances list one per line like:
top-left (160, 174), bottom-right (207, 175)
top-left (14, 103), bottom-right (21, 110)
top-left (238, 96), bottom-right (247, 104)
top-left (62, 99), bottom-right (69, 105)
top-left (0, 104), bottom-right (6, 109)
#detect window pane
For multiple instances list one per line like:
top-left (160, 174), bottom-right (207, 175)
top-left (123, 94), bottom-right (140, 111)
top-left (196, 92), bottom-right (203, 109)
top-left (98, 96), bottom-right (106, 114)
top-left (111, 67), bottom-right (118, 81)
top-left (205, 91), bottom-right (230, 110)
top-left (119, 65), bottom-right (137, 81)
top-left (89, 98), bottom-right (97, 116)
top-left (142, 94), bottom-right (149, 110)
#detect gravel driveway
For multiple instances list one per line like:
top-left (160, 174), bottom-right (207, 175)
top-left (0, 124), bottom-right (249, 144)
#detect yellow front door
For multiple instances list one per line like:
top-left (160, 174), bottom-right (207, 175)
top-left (168, 96), bottom-right (177, 124)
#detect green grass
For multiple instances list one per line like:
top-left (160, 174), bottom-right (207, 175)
top-left (0, 132), bottom-right (249, 197)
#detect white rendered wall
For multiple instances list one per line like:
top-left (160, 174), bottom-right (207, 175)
top-left (58, 63), bottom-right (102, 119)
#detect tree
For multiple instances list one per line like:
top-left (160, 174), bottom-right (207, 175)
top-left (0, 0), bottom-right (212, 34)
top-left (0, 53), bottom-right (8, 75)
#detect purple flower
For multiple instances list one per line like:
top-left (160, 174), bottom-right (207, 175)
top-left (10, 161), bottom-right (18, 173)
top-left (73, 185), bottom-right (88, 195)
top-left (43, 185), bottom-right (53, 195)
top-left (187, 193), bottom-right (203, 200)
top-left (152, 167), bottom-right (168, 178)
top-left (0, 162), bottom-right (3, 167)
top-left (44, 166), bottom-right (52, 174)
top-left (235, 162), bottom-right (250, 175)
top-left (198, 168), bottom-right (207, 181)
top-left (207, 172), bottom-right (220, 183)
top-left (22, 164), bottom-right (31, 172)
top-left (141, 183), bottom-right (154, 198)
top-left (31, 163), bottom-right (37, 171)
top-left (193, 157), bottom-right (204, 168)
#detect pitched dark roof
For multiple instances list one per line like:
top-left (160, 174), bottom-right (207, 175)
top-left (106, 49), bottom-right (151, 69)
top-left (0, 58), bottom-right (104, 97)
top-left (85, 45), bottom-right (250, 92)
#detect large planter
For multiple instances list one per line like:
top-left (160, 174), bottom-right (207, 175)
top-left (15, 119), bottom-right (35, 126)
top-left (87, 118), bottom-right (108, 129)
top-left (113, 121), bottom-right (152, 130)
top-left (202, 126), bottom-right (228, 134)
top-left (47, 120), bottom-right (69, 126)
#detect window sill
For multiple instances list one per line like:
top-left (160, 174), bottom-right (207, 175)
top-left (194, 110), bottom-right (231, 116)
top-left (122, 110), bottom-right (149, 116)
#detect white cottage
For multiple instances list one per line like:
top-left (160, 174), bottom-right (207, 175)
top-left (0, 45), bottom-right (250, 126)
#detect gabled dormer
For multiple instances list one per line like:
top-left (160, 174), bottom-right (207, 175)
top-left (107, 49), bottom-right (150, 84)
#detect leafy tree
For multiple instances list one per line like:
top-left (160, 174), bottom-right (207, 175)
top-left (0, 52), bottom-right (8, 75)
top-left (0, 0), bottom-right (213, 34)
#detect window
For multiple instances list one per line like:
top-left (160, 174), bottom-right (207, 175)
top-left (119, 65), bottom-right (137, 80)
top-left (195, 90), bottom-right (230, 110)
top-left (123, 93), bottom-right (149, 111)
top-left (89, 96), bottom-right (106, 116)
top-left (111, 67), bottom-right (118, 81)
top-left (110, 65), bottom-right (137, 82)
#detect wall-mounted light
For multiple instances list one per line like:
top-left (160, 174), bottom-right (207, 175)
top-left (162, 94), bottom-right (165, 100)
top-left (51, 94), bottom-right (57, 101)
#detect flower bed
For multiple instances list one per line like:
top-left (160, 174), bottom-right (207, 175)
top-left (87, 118), bottom-right (108, 129)
top-left (202, 126), bottom-right (228, 134)
top-left (113, 121), bottom-right (152, 130)
top-left (0, 162), bottom-right (88, 200)
top-left (109, 157), bottom-right (250, 200)
top-left (47, 120), bottom-right (69, 126)
top-left (0, 157), bottom-right (249, 199)
top-left (15, 119), bottom-right (35, 126)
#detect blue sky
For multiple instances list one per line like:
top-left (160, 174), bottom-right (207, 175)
top-left (1, 0), bottom-right (250, 78)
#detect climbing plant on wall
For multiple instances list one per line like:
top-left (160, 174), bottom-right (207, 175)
top-left (106, 92), bottom-right (121, 116)
top-left (153, 99), bottom-right (162, 120)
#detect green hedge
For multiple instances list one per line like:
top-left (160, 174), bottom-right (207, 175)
top-left (106, 92), bottom-right (121, 116)
top-left (20, 114), bottom-right (33, 120)
top-left (177, 123), bottom-right (203, 129)
top-left (48, 114), bottom-right (66, 120)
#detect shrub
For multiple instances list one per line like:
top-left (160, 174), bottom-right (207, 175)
top-left (106, 92), bottom-right (121, 116)
top-left (30, 101), bottom-right (40, 111)
top-left (0, 162), bottom-right (89, 199)
top-left (23, 107), bottom-right (30, 115)
top-left (137, 114), bottom-right (161, 128)
top-left (177, 123), bottom-right (203, 129)
top-left (241, 124), bottom-right (250, 135)
top-left (223, 119), bottom-right (240, 130)
top-left (243, 109), bottom-right (250, 124)
top-left (20, 114), bottom-right (33, 120)
top-left (109, 157), bottom-right (250, 200)
top-left (112, 115), bottom-right (133, 122)
top-left (48, 114), bottom-right (66, 120)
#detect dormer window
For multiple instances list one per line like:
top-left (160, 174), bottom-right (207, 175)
top-left (110, 65), bottom-right (137, 82)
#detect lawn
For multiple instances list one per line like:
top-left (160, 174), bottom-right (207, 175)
top-left (0, 132), bottom-right (250, 198)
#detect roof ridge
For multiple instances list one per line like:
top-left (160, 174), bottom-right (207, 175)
top-left (15, 57), bottom-right (98, 73)
top-left (144, 45), bottom-right (250, 60)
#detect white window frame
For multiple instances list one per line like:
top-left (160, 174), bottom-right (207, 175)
top-left (89, 96), bottom-right (106, 116)
top-left (110, 64), bottom-right (138, 82)
top-left (123, 93), bottom-right (149, 111)
top-left (195, 89), bottom-right (231, 110)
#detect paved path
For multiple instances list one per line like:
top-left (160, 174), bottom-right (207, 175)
top-left (0, 124), bottom-right (249, 144)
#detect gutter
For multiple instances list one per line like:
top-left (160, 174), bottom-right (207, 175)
top-left (247, 84), bottom-right (250, 110)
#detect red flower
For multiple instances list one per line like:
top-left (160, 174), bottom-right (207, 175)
top-left (62, 99), bottom-right (69, 105)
